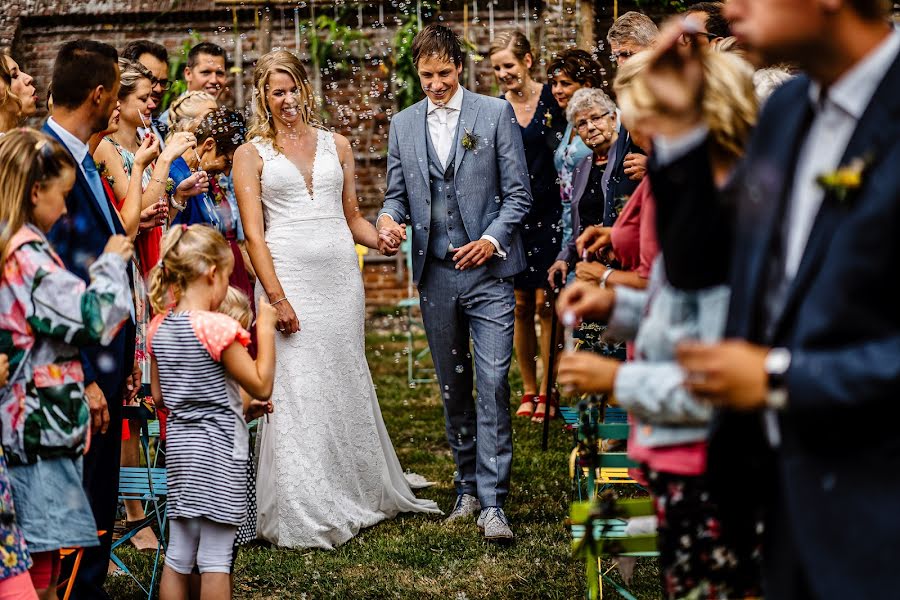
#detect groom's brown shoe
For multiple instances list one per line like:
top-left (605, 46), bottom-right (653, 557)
top-left (444, 494), bottom-right (481, 523)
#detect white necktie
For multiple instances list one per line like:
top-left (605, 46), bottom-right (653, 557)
top-left (435, 107), bottom-right (453, 169)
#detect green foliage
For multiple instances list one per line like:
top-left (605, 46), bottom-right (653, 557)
top-left (391, 11), bottom-right (422, 111)
top-left (307, 10), bottom-right (370, 74)
top-left (159, 33), bottom-right (201, 113)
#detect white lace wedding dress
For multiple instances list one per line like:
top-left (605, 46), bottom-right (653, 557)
top-left (251, 131), bottom-right (441, 549)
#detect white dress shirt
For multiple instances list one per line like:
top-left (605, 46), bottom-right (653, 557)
top-left (426, 84), bottom-right (464, 169)
top-left (784, 28), bottom-right (900, 278)
top-left (46, 116), bottom-right (91, 180)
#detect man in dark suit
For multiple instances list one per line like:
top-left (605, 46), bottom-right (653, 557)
top-left (44, 40), bottom-right (136, 600)
top-left (640, 1), bottom-right (900, 598)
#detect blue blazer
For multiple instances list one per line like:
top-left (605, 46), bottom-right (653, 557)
top-left (43, 123), bottom-right (135, 401)
top-left (650, 52), bottom-right (900, 598)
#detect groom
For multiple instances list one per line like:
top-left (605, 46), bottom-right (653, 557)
top-left (378, 23), bottom-right (532, 542)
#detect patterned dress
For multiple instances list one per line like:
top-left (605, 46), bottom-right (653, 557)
top-left (0, 448), bottom-right (30, 582)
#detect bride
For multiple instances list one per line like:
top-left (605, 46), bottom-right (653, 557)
top-left (233, 50), bottom-right (440, 549)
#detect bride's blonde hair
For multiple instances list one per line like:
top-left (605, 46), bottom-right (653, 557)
top-left (248, 50), bottom-right (319, 147)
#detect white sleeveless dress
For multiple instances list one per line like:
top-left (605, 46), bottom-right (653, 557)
top-left (251, 131), bottom-right (441, 549)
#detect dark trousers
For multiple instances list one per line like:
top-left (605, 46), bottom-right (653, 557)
top-left (69, 376), bottom-right (127, 600)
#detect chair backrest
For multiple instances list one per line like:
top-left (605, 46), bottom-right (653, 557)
top-left (401, 227), bottom-right (413, 296)
top-left (119, 467), bottom-right (168, 498)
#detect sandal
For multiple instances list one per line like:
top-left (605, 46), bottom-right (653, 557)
top-left (531, 393), bottom-right (559, 424)
top-left (515, 393), bottom-right (537, 417)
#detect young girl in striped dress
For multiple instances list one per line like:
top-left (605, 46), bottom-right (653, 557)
top-left (148, 225), bottom-right (275, 600)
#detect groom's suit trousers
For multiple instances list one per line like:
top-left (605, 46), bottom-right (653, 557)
top-left (419, 257), bottom-right (514, 508)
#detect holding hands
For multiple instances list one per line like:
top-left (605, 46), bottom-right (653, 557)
top-left (376, 215), bottom-right (406, 256)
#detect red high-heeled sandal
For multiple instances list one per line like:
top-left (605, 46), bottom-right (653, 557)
top-left (531, 392), bottom-right (559, 423)
top-left (515, 393), bottom-right (538, 417)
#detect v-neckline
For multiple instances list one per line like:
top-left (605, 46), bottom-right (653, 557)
top-left (507, 84), bottom-right (544, 129)
top-left (280, 129), bottom-right (320, 200)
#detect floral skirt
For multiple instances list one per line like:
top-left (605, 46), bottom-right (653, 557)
top-left (644, 466), bottom-right (762, 600)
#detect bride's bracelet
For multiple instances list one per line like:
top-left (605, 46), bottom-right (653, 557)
top-left (270, 297), bottom-right (288, 306)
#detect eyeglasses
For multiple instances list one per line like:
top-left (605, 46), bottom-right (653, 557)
top-left (151, 77), bottom-right (172, 92)
top-left (574, 112), bottom-right (611, 132)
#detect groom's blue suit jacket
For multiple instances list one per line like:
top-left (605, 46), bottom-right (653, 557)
top-left (380, 89), bottom-right (533, 284)
top-left (650, 50), bottom-right (900, 598)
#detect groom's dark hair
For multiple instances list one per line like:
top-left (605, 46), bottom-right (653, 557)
top-left (412, 24), bottom-right (464, 68)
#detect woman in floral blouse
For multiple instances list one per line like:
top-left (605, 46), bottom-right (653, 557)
top-left (0, 129), bottom-right (134, 597)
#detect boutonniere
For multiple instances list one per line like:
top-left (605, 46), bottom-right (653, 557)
top-left (95, 160), bottom-right (115, 187)
top-left (544, 109), bottom-right (553, 129)
top-left (816, 155), bottom-right (872, 204)
top-left (461, 128), bottom-right (480, 151)
top-left (165, 177), bottom-right (175, 196)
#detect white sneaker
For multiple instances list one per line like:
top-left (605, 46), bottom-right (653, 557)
top-left (479, 507), bottom-right (514, 542)
top-left (444, 494), bottom-right (481, 523)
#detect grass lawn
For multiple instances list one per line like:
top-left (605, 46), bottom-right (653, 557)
top-left (108, 332), bottom-right (659, 599)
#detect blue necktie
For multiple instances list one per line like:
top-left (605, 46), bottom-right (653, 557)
top-left (81, 153), bottom-right (116, 233)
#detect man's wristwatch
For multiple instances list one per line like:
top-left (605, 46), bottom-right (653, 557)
top-left (764, 347), bottom-right (791, 410)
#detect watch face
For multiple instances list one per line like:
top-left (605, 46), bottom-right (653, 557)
top-left (766, 348), bottom-right (791, 375)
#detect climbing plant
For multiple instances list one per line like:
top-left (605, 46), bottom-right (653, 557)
top-left (391, 10), bottom-right (422, 111)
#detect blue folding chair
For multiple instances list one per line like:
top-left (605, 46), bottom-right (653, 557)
top-left (112, 406), bottom-right (168, 599)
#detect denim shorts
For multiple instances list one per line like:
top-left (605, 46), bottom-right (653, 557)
top-left (9, 456), bottom-right (99, 552)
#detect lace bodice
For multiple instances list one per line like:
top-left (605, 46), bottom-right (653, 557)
top-left (250, 130), bottom-right (345, 229)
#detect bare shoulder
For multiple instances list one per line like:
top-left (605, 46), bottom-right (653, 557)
top-left (234, 141), bottom-right (262, 165)
top-left (331, 131), bottom-right (352, 152)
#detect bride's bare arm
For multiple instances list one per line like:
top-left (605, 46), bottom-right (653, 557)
top-left (336, 134), bottom-right (380, 250)
top-left (233, 142), bottom-right (300, 334)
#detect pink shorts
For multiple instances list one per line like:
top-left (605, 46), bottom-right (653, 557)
top-left (28, 551), bottom-right (59, 590)
top-left (0, 572), bottom-right (37, 600)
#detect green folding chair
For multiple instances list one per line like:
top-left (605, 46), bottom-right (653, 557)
top-left (570, 497), bottom-right (659, 600)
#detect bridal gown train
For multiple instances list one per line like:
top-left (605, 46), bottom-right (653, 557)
top-left (251, 131), bottom-right (441, 549)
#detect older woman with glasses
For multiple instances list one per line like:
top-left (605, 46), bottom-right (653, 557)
top-left (547, 88), bottom-right (619, 288)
